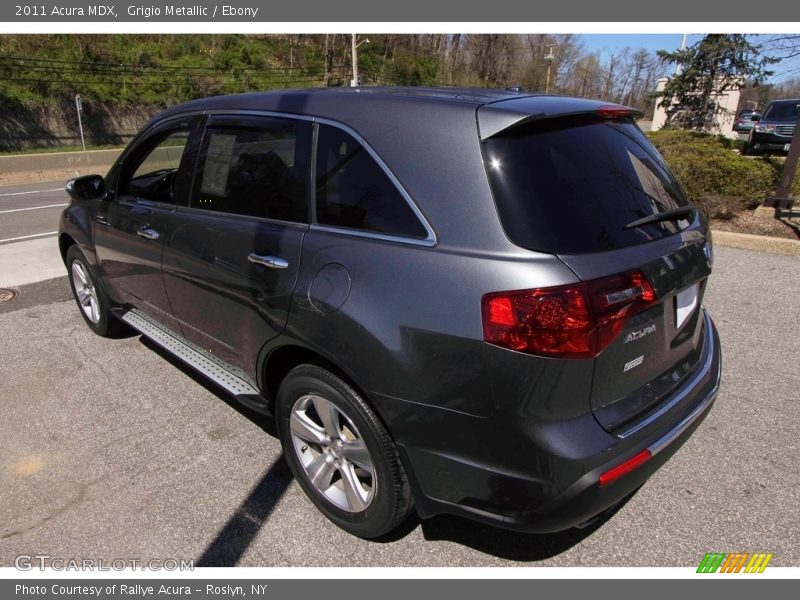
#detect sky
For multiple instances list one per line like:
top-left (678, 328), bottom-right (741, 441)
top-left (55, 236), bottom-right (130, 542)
top-left (578, 34), bottom-right (800, 83)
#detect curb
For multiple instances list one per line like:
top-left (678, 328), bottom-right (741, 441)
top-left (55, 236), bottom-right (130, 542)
top-left (711, 230), bottom-right (800, 257)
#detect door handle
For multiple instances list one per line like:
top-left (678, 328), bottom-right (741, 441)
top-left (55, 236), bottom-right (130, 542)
top-left (248, 253), bottom-right (289, 269)
top-left (137, 227), bottom-right (160, 240)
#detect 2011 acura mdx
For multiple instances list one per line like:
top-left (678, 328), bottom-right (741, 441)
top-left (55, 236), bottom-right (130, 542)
top-left (59, 87), bottom-right (721, 538)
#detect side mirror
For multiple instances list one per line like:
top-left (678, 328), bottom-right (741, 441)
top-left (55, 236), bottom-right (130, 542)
top-left (66, 174), bottom-right (107, 201)
top-left (750, 113), bottom-right (761, 122)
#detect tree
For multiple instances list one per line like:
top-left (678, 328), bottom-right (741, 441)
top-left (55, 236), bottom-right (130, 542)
top-left (657, 34), bottom-right (776, 131)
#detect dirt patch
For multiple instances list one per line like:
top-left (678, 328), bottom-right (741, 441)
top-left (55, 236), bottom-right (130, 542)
top-left (711, 209), bottom-right (800, 241)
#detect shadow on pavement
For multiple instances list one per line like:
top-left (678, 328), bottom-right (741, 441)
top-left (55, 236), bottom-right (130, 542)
top-left (138, 336), bottom-right (276, 435)
top-left (195, 455), bottom-right (293, 567)
top-left (137, 336), bottom-right (293, 566)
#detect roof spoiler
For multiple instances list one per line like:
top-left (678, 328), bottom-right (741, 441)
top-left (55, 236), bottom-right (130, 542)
top-left (478, 96), bottom-right (643, 140)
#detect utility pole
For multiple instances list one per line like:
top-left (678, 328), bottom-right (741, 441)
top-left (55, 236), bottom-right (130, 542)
top-left (544, 44), bottom-right (555, 94)
top-left (350, 34), bottom-right (370, 87)
top-left (351, 34), bottom-right (359, 87)
top-left (75, 94), bottom-right (86, 152)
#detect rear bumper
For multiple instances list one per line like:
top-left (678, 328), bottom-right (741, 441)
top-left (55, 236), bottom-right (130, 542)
top-left (403, 310), bottom-right (721, 532)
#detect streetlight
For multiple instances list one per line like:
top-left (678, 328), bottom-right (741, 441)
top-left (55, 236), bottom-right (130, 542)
top-left (351, 34), bottom-right (370, 87)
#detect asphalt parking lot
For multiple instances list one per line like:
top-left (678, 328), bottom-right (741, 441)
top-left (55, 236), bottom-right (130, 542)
top-left (0, 245), bottom-right (798, 567)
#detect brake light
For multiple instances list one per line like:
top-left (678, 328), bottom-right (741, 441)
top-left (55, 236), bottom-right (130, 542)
top-left (481, 270), bottom-right (658, 358)
top-left (599, 449), bottom-right (652, 486)
top-left (596, 105), bottom-right (638, 119)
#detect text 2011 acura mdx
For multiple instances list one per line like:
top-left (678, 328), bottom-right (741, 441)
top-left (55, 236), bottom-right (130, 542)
top-left (59, 87), bottom-right (721, 538)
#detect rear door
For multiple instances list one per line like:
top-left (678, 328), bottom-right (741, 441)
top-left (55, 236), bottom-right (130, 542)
top-left (161, 114), bottom-right (312, 380)
top-left (479, 105), bottom-right (712, 433)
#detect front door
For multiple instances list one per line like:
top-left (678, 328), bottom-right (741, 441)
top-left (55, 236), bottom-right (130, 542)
top-left (94, 117), bottom-right (202, 333)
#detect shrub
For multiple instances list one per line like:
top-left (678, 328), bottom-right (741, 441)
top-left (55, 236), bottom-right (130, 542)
top-left (647, 128), bottom-right (781, 214)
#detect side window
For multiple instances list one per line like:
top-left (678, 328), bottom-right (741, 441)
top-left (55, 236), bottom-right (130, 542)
top-left (120, 128), bottom-right (192, 205)
top-left (315, 124), bottom-right (428, 239)
top-left (191, 118), bottom-right (309, 223)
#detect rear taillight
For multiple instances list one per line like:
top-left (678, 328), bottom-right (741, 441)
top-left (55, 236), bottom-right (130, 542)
top-left (482, 270), bottom-right (658, 358)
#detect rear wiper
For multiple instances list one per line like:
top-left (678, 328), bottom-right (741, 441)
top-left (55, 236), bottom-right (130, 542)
top-left (624, 206), bottom-right (695, 230)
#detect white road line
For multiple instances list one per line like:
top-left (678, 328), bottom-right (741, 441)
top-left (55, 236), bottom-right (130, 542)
top-left (0, 203), bottom-right (68, 214)
top-left (0, 187), bottom-right (64, 197)
top-left (0, 231), bottom-right (58, 243)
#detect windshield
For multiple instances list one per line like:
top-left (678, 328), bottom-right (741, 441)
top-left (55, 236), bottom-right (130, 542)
top-left (482, 117), bottom-right (694, 254)
top-left (763, 102), bottom-right (799, 120)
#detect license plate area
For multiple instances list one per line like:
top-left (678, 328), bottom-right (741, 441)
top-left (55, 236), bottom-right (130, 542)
top-left (784, 143), bottom-right (791, 152)
top-left (675, 283), bottom-right (699, 330)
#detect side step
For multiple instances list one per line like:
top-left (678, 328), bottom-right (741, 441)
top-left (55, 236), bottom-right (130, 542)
top-left (121, 309), bottom-right (270, 413)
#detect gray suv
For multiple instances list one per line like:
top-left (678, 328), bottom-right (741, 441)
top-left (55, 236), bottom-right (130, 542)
top-left (59, 87), bottom-right (721, 538)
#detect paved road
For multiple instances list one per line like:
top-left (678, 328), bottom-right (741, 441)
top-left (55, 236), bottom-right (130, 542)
top-left (0, 181), bottom-right (69, 244)
top-left (0, 181), bottom-right (71, 287)
top-left (0, 246), bottom-right (797, 567)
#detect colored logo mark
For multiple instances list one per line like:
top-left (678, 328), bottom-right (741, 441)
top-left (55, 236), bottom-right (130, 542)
top-left (697, 552), bottom-right (773, 573)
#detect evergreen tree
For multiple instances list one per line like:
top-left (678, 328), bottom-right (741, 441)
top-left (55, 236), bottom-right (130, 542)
top-left (657, 34), bottom-right (777, 131)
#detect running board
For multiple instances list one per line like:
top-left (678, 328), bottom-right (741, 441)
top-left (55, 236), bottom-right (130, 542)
top-left (121, 309), bottom-right (270, 412)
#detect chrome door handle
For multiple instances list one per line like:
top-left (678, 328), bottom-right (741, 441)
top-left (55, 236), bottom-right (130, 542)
top-left (136, 227), bottom-right (160, 240)
top-left (248, 253), bottom-right (289, 269)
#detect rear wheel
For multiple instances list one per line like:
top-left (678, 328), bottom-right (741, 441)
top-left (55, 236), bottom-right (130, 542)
top-left (66, 245), bottom-right (123, 337)
top-left (276, 364), bottom-right (412, 538)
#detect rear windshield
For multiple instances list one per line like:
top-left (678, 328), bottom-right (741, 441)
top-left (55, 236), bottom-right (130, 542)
top-left (763, 102), bottom-right (799, 120)
top-left (482, 117), bottom-right (693, 254)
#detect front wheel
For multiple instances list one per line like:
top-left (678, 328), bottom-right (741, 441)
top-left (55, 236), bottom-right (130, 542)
top-left (66, 245), bottom-right (123, 337)
top-left (276, 364), bottom-right (413, 538)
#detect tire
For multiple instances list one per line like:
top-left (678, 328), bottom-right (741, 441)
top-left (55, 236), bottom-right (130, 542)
top-left (66, 245), bottom-right (123, 337)
top-left (276, 364), bottom-right (413, 538)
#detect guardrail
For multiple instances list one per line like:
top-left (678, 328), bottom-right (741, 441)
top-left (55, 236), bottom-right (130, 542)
top-left (0, 148), bottom-right (123, 186)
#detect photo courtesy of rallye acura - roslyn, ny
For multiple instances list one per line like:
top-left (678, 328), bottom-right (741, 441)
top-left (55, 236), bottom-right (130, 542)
top-left (59, 86), bottom-right (721, 538)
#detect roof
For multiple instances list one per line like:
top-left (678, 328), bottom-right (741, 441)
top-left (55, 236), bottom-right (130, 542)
top-left (159, 86), bottom-right (538, 118)
top-left (152, 86), bottom-right (621, 141)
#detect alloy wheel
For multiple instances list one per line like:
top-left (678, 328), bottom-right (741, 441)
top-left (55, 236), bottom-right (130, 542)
top-left (71, 260), bottom-right (100, 324)
top-left (289, 393), bottom-right (376, 512)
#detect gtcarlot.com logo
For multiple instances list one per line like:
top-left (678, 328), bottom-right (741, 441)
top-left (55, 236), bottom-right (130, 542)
top-left (14, 554), bottom-right (193, 571)
top-left (697, 552), bottom-right (773, 573)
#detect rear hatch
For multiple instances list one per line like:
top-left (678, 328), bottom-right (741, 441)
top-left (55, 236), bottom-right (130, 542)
top-left (478, 97), bottom-right (713, 434)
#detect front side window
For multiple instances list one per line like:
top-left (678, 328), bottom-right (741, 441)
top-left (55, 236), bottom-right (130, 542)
top-left (121, 128), bottom-right (192, 204)
top-left (315, 124), bottom-right (428, 239)
top-left (191, 118), bottom-right (309, 223)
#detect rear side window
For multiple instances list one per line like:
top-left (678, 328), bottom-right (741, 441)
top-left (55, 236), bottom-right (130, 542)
top-left (482, 117), bottom-right (693, 254)
top-left (191, 118), bottom-right (310, 222)
top-left (315, 124), bottom-right (428, 239)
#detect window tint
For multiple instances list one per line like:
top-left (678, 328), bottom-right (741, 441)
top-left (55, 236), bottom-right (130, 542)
top-left (482, 117), bottom-right (693, 254)
top-left (315, 124), bottom-right (428, 239)
top-left (121, 129), bottom-right (191, 204)
top-left (191, 119), bottom-right (309, 222)
top-left (763, 102), bottom-right (799, 120)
